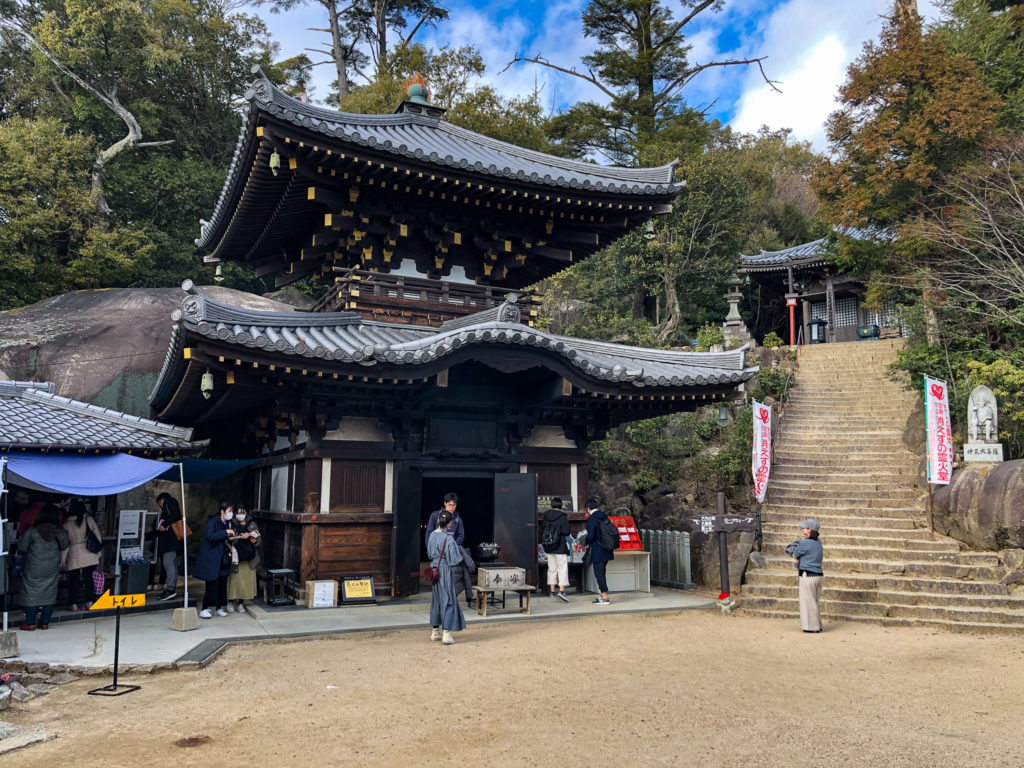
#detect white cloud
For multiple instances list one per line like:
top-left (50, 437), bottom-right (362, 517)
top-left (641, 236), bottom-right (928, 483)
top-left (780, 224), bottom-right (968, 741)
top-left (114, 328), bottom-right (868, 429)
top-left (731, 34), bottom-right (848, 148)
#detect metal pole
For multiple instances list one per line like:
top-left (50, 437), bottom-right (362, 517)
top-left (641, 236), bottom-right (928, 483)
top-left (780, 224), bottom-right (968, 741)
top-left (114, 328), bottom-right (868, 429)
top-left (178, 464), bottom-right (189, 608)
top-left (927, 484), bottom-right (934, 534)
top-left (717, 492), bottom-right (730, 595)
top-left (112, 605), bottom-right (121, 689)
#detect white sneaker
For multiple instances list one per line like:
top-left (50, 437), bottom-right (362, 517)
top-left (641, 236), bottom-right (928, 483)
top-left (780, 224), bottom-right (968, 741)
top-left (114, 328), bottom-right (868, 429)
top-left (226, 603), bottom-right (236, 613)
top-left (237, 603), bottom-right (246, 614)
top-left (199, 609), bottom-right (212, 619)
top-left (216, 608), bottom-right (228, 617)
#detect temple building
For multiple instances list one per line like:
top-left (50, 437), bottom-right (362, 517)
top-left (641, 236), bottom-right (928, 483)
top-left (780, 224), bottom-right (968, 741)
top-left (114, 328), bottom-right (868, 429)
top-left (739, 231), bottom-right (906, 345)
top-left (150, 71), bottom-right (758, 595)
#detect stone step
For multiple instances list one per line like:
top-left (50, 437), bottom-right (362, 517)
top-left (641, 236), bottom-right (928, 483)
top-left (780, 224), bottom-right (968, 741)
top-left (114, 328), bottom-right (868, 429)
top-left (743, 569), bottom-right (1011, 595)
top-left (761, 512), bottom-right (921, 528)
top-left (765, 502), bottom-right (922, 517)
top-left (762, 545), bottom-right (985, 564)
top-left (739, 596), bottom-right (1024, 627)
top-left (767, 489), bottom-right (921, 503)
top-left (761, 533), bottom-right (959, 553)
top-left (761, 523), bottom-right (939, 541)
top-left (769, 467), bottom-right (919, 479)
top-left (736, 608), bottom-right (1024, 635)
top-left (740, 585), bottom-right (1024, 610)
top-left (761, 555), bottom-right (1006, 580)
top-left (770, 478), bottom-right (918, 490)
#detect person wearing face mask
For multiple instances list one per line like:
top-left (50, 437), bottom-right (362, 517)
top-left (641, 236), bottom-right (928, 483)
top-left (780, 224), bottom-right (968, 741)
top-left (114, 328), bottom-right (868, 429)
top-left (226, 502), bottom-right (261, 613)
top-left (194, 501), bottom-right (236, 619)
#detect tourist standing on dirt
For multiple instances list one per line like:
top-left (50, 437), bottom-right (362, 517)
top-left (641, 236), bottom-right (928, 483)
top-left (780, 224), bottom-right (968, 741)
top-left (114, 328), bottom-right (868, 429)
top-left (19, 504), bottom-right (69, 630)
top-left (541, 497), bottom-right (571, 601)
top-left (428, 509), bottom-right (465, 645)
top-left (227, 502), bottom-right (261, 613)
top-left (62, 499), bottom-right (102, 612)
top-left (154, 493), bottom-right (183, 602)
top-left (585, 498), bottom-right (613, 605)
top-left (195, 501), bottom-right (235, 619)
top-left (786, 519), bottom-right (824, 633)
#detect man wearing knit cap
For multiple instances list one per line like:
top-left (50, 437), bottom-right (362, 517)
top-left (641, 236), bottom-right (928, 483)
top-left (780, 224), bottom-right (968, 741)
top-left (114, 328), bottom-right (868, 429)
top-left (785, 519), bottom-right (824, 633)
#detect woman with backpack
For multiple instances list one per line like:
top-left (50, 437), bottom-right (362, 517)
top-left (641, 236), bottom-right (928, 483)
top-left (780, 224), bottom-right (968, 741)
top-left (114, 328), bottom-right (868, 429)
top-left (540, 497), bottom-right (571, 601)
top-left (584, 498), bottom-right (614, 605)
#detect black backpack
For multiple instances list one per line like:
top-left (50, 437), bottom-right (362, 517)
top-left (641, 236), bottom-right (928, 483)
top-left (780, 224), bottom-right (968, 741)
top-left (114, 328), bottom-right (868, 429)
top-left (540, 517), bottom-right (561, 548)
top-left (598, 516), bottom-right (621, 551)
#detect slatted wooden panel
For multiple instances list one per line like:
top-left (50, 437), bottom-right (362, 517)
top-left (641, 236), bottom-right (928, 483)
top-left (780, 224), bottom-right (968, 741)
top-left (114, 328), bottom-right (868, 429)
top-left (329, 459), bottom-right (386, 512)
top-left (528, 463), bottom-right (571, 496)
top-left (316, 524), bottom-right (392, 585)
top-left (292, 460), bottom-right (306, 514)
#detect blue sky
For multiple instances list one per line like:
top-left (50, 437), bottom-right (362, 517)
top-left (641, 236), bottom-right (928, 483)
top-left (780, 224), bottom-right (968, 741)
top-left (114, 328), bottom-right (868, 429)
top-left (253, 0), bottom-right (942, 152)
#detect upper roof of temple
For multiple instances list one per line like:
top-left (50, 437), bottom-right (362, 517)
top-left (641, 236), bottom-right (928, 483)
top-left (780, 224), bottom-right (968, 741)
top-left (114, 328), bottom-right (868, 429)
top-left (196, 70), bottom-right (684, 289)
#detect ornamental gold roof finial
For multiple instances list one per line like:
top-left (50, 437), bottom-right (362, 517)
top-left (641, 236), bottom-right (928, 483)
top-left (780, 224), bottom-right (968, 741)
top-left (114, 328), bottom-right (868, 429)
top-left (404, 72), bottom-right (431, 105)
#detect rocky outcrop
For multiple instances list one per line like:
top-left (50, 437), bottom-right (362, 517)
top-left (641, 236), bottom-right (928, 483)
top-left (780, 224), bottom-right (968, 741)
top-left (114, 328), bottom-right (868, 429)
top-left (0, 286), bottom-right (295, 417)
top-left (933, 461), bottom-right (1024, 550)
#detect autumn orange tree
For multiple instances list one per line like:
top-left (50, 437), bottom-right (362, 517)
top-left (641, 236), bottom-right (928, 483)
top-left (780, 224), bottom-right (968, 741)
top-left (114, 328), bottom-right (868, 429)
top-left (813, 3), bottom-right (1000, 257)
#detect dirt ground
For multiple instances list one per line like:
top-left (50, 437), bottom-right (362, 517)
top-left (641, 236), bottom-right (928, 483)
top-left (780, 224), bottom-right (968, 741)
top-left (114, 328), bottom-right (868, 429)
top-left (6, 609), bottom-right (1024, 767)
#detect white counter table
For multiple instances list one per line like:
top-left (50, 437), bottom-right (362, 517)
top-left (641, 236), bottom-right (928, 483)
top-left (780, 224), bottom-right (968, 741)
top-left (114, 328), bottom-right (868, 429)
top-left (584, 550), bottom-right (651, 593)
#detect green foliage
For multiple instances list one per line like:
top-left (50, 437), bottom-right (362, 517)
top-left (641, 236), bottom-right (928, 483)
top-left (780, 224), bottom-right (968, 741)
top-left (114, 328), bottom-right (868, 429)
top-left (694, 324), bottom-right (724, 352)
top-left (757, 365), bottom-right (791, 398)
top-left (588, 439), bottom-right (630, 474)
top-left (633, 468), bottom-right (659, 494)
top-left (761, 331), bottom-right (784, 348)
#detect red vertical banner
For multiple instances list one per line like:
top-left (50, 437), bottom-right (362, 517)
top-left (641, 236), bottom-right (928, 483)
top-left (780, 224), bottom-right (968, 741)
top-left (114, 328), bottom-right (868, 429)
top-left (925, 376), bottom-right (953, 485)
top-left (752, 400), bottom-right (772, 503)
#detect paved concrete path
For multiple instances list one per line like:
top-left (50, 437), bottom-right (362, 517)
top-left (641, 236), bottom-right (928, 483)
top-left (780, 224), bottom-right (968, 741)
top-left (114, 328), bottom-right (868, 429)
top-left (4, 587), bottom-right (714, 669)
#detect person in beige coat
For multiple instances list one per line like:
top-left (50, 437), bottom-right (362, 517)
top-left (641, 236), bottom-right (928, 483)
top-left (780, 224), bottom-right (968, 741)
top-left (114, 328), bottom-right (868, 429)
top-left (62, 499), bottom-right (103, 611)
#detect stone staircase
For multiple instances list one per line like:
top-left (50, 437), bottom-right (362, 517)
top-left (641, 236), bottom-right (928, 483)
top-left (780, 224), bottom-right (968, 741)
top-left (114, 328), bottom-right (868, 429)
top-left (740, 339), bottom-right (1024, 633)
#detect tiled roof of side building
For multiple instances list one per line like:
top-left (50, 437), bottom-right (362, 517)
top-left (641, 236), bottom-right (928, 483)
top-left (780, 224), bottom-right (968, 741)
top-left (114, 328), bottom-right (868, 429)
top-left (0, 381), bottom-right (204, 453)
top-left (152, 284), bottom-right (757, 403)
top-left (739, 227), bottom-right (891, 271)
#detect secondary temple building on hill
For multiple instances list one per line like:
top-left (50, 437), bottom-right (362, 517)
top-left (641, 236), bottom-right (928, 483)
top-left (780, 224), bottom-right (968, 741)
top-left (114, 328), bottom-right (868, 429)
top-left (150, 71), bottom-right (758, 595)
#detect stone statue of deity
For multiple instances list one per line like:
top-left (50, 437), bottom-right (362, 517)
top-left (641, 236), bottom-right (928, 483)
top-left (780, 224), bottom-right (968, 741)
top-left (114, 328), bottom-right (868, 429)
top-left (968, 385), bottom-right (998, 443)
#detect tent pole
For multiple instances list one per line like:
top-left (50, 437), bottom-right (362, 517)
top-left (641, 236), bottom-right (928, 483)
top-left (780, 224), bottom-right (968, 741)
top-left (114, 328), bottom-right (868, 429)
top-left (178, 463), bottom-right (189, 608)
top-left (1, 457), bottom-right (7, 633)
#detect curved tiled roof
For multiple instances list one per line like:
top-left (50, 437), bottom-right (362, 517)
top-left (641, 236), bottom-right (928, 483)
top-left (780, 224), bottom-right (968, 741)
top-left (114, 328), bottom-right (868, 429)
top-left (0, 381), bottom-right (202, 453)
top-left (740, 227), bottom-right (889, 271)
top-left (197, 71), bottom-right (681, 250)
top-left (152, 284), bottom-right (756, 403)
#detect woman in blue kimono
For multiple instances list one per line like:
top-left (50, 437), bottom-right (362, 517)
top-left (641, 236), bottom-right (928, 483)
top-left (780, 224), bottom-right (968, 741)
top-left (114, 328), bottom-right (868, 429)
top-left (428, 510), bottom-right (466, 645)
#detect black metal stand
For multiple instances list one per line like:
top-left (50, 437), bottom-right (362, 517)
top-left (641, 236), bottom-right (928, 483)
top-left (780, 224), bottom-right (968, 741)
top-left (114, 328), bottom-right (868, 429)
top-left (87, 607), bottom-right (140, 696)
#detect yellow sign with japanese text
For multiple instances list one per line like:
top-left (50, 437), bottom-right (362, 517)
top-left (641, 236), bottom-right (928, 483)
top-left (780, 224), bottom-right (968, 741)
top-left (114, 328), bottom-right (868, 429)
top-left (90, 590), bottom-right (147, 610)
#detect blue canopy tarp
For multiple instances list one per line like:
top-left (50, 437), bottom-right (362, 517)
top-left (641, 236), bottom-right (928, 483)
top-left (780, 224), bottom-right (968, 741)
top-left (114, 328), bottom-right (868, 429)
top-left (2, 453), bottom-right (171, 495)
top-left (156, 458), bottom-right (255, 484)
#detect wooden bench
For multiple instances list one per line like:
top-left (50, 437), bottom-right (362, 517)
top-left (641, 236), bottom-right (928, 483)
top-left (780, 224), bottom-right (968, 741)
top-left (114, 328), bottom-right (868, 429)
top-left (471, 585), bottom-right (532, 617)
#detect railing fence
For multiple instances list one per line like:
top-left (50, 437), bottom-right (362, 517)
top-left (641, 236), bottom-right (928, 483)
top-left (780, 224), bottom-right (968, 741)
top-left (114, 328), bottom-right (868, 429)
top-left (639, 529), bottom-right (692, 589)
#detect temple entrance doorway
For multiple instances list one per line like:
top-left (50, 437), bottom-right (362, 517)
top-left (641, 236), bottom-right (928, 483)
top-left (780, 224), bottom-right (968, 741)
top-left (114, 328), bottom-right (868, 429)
top-left (392, 468), bottom-right (538, 596)
top-left (419, 474), bottom-right (494, 561)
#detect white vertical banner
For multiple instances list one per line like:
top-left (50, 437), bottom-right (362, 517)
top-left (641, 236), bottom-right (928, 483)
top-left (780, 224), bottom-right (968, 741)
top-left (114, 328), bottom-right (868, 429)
top-left (752, 400), bottom-right (772, 503)
top-left (925, 376), bottom-right (953, 484)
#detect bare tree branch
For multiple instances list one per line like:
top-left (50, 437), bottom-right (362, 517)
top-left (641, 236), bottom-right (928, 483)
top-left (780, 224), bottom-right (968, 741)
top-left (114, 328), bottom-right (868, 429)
top-left (500, 52), bottom-right (616, 99)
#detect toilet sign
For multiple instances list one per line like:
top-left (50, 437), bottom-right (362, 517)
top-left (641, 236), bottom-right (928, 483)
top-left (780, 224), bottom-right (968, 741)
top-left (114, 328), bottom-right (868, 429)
top-left (90, 590), bottom-right (146, 610)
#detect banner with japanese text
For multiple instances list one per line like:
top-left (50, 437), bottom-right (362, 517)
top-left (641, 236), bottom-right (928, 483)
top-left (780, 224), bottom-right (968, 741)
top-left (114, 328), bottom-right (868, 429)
top-left (752, 400), bottom-right (772, 503)
top-left (924, 376), bottom-right (953, 484)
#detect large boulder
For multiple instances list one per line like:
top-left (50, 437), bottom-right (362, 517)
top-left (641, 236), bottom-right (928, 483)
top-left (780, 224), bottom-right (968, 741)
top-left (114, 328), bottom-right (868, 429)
top-left (933, 460), bottom-right (1024, 549)
top-left (0, 286), bottom-right (295, 417)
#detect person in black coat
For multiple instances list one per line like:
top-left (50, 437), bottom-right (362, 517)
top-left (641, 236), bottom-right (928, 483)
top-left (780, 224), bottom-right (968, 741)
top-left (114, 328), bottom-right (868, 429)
top-left (585, 498), bottom-right (614, 605)
top-left (154, 493), bottom-right (184, 601)
top-left (541, 497), bottom-right (572, 601)
top-left (194, 501), bottom-right (236, 618)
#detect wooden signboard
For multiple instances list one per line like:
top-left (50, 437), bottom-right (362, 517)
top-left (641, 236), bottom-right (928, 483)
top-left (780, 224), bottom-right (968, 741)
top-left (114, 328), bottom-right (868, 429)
top-left (341, 576), bottom-right (377, 605)
top-left (690, 515), bottom-right (757, 535)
